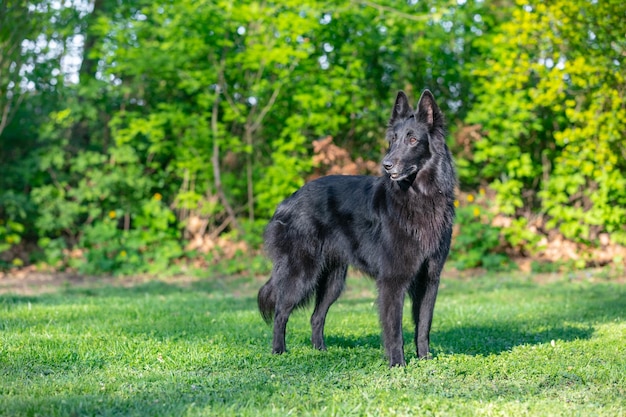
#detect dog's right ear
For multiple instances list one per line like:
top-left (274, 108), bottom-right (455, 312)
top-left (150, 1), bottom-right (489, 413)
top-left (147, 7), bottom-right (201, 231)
top-left (390, 91), bottom-right (413, 125)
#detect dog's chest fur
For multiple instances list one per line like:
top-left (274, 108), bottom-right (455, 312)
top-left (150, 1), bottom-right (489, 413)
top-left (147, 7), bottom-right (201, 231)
top-left (371, 180), bottom-right (452, 270)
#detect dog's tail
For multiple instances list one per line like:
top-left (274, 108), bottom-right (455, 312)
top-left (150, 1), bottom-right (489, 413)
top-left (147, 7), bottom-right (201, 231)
top-left (258, 280), bottom-right (276, 324)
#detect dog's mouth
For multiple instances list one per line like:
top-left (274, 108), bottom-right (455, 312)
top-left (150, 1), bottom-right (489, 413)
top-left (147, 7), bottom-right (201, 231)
top-left (387, 166), bottom-right (418, 182)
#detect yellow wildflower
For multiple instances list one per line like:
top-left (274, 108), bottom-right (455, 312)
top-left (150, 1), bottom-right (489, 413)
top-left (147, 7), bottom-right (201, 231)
top-left (454, 200), bottom-right (460, 208)
top-left (109, 211), bottom-right (116, 219)
top-left (473, 207), bottom-right (481, 217)
top-left (154, 193), bottom-right (162, 201)
top-left (467, 194), bottom-right (475, 203)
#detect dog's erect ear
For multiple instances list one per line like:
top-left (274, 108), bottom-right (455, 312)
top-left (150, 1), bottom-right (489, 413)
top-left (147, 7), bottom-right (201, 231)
top-left (417, 89), bottom-right (443, 129)
top-left (390, 91), bottom-right (413, 124)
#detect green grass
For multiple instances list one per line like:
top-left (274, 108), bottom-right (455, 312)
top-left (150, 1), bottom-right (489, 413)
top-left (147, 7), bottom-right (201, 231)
top-left (1, 270), bottom-right (625, 416)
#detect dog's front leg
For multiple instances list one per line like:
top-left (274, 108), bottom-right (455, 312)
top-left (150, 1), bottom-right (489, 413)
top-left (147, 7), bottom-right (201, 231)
top-left (378, 282), bottom-right (407, 367)
top-left (410, 262), bottom-right (442, 359)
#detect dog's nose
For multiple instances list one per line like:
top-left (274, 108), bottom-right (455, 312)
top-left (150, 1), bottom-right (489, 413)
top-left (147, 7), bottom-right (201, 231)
top-left (382, 160), bottom-right (394, 171)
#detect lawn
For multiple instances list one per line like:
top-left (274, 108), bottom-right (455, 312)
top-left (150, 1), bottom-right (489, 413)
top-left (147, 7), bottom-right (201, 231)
top-left (0, 269), bottom-right (624, 416)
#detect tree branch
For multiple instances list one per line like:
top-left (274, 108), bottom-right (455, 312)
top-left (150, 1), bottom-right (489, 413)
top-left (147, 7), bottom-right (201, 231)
top-left (218, 69), bottom-right (242, 120)
top-left (211, 69), bottom-right (243, 236)
top-left (249, 60), bottom-right (299, 134)
top-left (0, 92), bottom-right (24, 137)
top-left (352, 0), bottom-right (434, 22)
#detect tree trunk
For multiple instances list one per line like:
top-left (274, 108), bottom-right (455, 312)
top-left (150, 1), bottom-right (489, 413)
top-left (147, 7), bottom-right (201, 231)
top-left (78, 0), bottom-right (106, 83)
top-left (212, 86), bottom-right (242, 236)
top-left (245, 130), bottom-right (255, 223)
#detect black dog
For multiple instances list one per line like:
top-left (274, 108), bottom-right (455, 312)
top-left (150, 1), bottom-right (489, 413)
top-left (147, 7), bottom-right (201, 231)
top-left (258, 90), bottom-right (456, 366)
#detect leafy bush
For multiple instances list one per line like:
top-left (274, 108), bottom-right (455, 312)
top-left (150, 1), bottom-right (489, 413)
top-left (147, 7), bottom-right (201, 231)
top-left (0, 189), bottom-right (30, 268)
top-left (1, 0), bottom-right (625, 275)
top-left (466, 0), bottom-right (626, 247)
top-left (451, 199), bottom-right (513, 271)
top-left (0, 219), bottom-right (24, 268)
top-left (76, 197), bottom-right (183, 275)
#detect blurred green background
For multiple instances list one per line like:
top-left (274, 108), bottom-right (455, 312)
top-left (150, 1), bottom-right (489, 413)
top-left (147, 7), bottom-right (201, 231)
top-left (1, 0), bottom-right (624, 275)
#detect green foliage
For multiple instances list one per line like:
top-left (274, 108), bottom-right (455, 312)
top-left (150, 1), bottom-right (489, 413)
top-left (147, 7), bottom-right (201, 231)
top-left (466, 0), bottom-right (626, 246)
top-left (77, 197), bottom-right (183, 276)
top-left (27, 102), bottom-right (183, 274)
top-left (451, 195), bottom-right (513, 271)
top-left (36, 237), bottom-right (67, 269)
top-left (0, 219), bottom-right (24, 268)
top-left (500, 216), bottom-right (543, 255)
top-left (1, 0), bottom-right (625, 273)
top-left (254, 116), bottom-right (312, 219)
top-left (0, 190), bottom-right (28, 265)
top-left (1, 272), bottom-right (625, 415)
top-left (0, 220), bottom-right (23, 253)
top-left (530, 260), bottom-right (576, 274)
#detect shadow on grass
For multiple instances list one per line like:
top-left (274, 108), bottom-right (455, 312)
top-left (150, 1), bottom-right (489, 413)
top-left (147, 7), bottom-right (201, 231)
top-left (2, 358), bottom-right (366, 417)
top-left (1, 375), bottom-right (291, 417)
top-left (432, 324), bottom-right (594, 356)
top-left (324, 333), bottom-right (381, 349)
top-left (311, 323), bottom-right (593, 357)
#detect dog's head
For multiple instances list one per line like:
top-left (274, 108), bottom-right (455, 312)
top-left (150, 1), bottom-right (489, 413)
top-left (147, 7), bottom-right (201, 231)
top-left (383, 90), bottom-right (445, 183)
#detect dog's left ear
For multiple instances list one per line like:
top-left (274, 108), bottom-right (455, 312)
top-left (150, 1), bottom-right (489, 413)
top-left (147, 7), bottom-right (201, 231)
top-left (416, 90), bottom-right (443, 130)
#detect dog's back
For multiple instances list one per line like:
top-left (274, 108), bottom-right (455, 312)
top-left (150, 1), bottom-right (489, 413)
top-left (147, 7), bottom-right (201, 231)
top-left (265, 175), bottom-right (382, 274)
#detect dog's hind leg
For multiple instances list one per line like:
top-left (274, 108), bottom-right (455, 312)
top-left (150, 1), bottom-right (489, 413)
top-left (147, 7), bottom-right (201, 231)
top-left (272, 300), bottom-right (296, 355)
top-left (310, 264), bottom-right (347, 350)
top-left (271, 262), bottom-right (319, 354)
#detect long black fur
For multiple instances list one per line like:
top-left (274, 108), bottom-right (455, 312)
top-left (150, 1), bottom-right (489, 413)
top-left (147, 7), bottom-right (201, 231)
top-left (258, 90), bottom-right (456, 366)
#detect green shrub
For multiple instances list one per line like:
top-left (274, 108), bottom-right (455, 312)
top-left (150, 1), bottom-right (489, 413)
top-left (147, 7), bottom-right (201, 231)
top-left (451, 195), bottom-right (514, 271)
top-left (466, 0), bottom-right (626, 247)
top-left (77, 197), bottom-right (183, 276)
